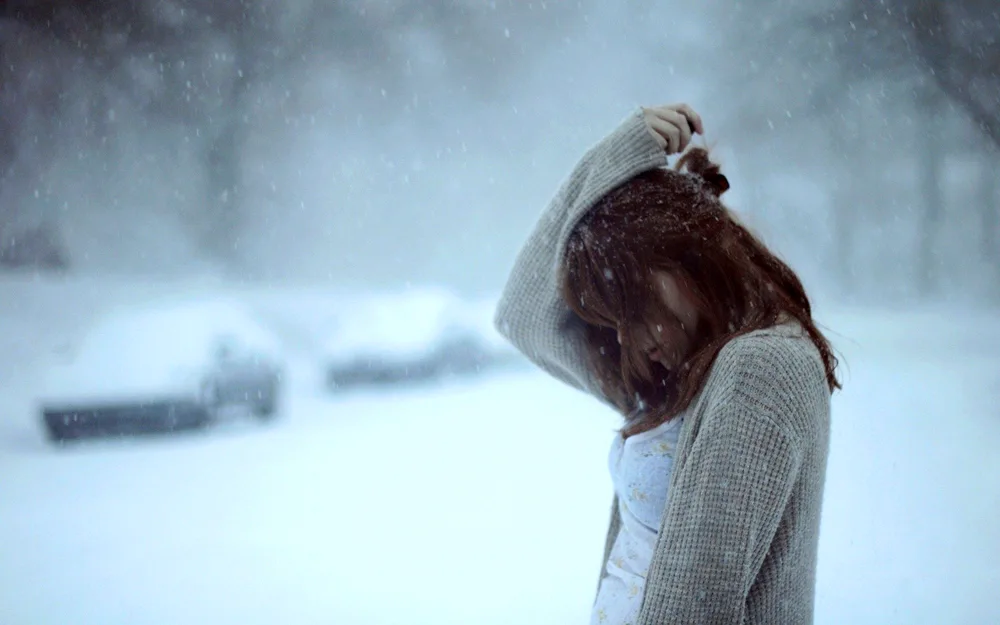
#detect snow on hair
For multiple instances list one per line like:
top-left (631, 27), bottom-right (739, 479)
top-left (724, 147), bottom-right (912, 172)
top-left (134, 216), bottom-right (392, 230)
top-left (676, 147), bottom-right (730, 197)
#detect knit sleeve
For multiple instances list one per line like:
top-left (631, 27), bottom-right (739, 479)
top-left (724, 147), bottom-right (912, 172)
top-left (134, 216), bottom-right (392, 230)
top-left (493, 108), bottom-right (668, 397)
top-left (637, 337), bottom-right (814, 624)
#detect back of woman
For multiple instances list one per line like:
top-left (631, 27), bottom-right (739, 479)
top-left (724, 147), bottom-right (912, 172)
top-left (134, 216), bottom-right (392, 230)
top-left (494, 103), bottom-right (839, 624)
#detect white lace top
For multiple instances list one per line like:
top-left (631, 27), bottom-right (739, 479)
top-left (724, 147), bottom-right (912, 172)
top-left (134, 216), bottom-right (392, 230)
top-left (591, 415), bottom-right (684, 625)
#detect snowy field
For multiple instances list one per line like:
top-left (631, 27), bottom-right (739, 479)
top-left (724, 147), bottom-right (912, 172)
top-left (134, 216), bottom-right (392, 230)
top-left (1, 276), bottom-right (999, 625)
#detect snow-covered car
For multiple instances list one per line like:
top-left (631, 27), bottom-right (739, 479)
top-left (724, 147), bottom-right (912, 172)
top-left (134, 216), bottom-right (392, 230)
top-left (323, 288), bottom-right (522, 391)
top-left (39, 298), bottom-right (284, 442)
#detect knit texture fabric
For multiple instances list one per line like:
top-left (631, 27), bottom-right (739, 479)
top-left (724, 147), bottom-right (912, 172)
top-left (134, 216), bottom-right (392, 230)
top-left (494, 109), bottom-right (831, 624)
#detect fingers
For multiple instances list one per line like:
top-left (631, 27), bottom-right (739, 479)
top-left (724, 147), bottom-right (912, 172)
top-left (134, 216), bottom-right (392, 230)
top-left (647, 116), bottom-right (680, 153)
top-left (660, 109), bottom-right (693, 152)
top-left (643, 103), bottom-right (703, 154)
top-left (670, 103), bottom-right (704, 135)
top-left (650, 110), bottom-right (691, 153)
top-left (642, 110), bottom-right (669, 150)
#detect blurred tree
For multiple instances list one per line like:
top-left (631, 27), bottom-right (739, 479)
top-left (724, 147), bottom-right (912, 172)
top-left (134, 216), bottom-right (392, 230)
top-left (702, 0), bottom-right (998, 298)
top-left (901, 0), bottom-right (1000, 149)
top-left (0, 0), bottom-right (585, 273)
top-left (836, 0), bottom-right (1000, 290)
top-left (980, 149), bottom-right (999, 261)
top-left (915, 86), bottom-right (947, 294)
top-left (0, 8), bottom-right (83, 269)
top-left (804, 0), bottom-right (999, 147)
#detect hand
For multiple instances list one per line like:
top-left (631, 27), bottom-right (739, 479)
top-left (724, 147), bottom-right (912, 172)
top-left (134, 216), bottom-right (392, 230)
top-left (641, 103), bottom-right (704, 154)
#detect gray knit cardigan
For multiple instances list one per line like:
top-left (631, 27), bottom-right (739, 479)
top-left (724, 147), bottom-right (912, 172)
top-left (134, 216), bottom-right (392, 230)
top-left (494, 109), bottom-right (831, 624)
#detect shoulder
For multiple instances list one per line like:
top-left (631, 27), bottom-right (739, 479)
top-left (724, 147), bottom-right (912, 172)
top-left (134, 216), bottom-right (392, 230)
top-left (719, 322), bottom-right (827, 385)
top-left (708, 322), bottom-right (830, 439)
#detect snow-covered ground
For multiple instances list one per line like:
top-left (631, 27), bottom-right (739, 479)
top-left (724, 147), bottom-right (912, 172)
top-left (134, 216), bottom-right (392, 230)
top-left (1, 276), bottom-right (998, 624)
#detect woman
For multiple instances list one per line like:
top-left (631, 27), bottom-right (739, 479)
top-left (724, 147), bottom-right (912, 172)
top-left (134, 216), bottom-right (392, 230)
top-left (495, 104), bottom-right (839, 625)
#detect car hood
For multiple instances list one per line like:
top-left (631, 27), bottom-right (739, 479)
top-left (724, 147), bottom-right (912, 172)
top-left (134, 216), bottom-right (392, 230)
top-left (39, 358), bottom-right (206, 406)
top-left (37, 297), bottom-right (284, 405)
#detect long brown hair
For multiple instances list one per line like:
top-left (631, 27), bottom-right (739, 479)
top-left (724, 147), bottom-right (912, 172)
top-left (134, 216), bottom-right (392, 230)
top-left (560, 148), bottom-right (839, 437)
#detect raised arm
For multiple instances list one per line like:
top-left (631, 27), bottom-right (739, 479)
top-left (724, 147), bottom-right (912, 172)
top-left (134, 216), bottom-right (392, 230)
top-left (494, 105), bottom-right (702, 396)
